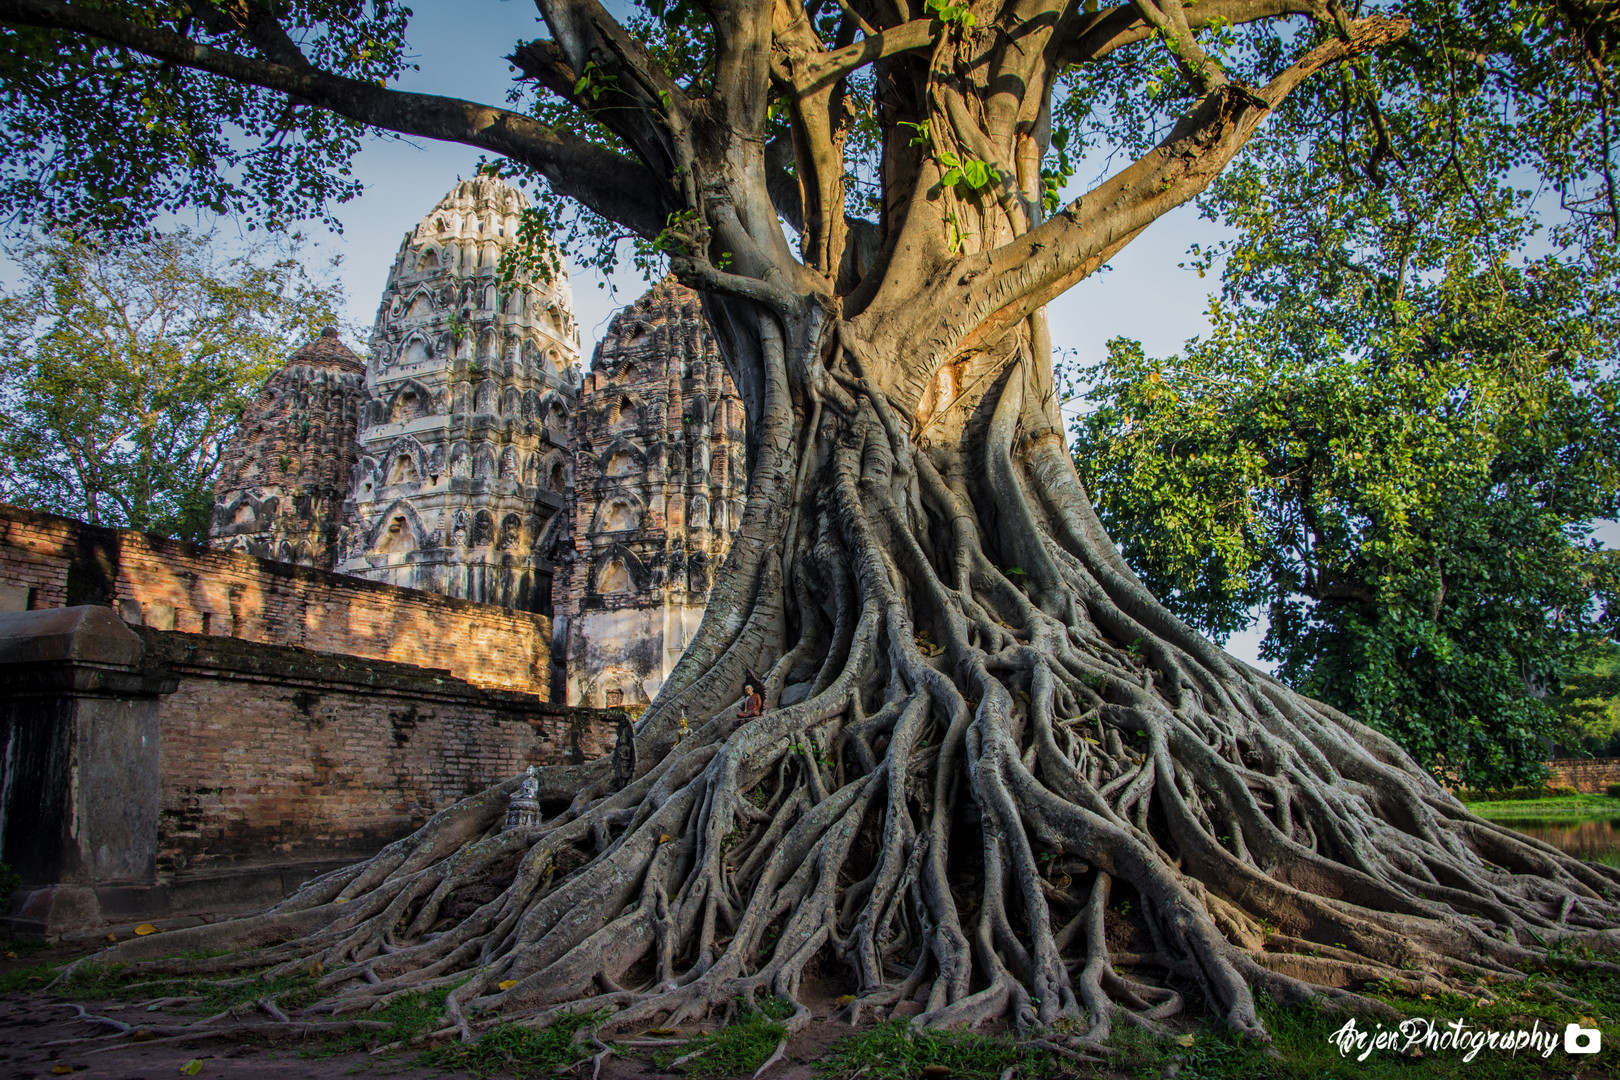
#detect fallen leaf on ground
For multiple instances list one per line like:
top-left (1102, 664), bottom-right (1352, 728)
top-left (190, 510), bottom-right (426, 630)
top-left (134, 923), bottom-right (159, 936)
top-left (52, 1066), bottom-right (74, 1076)
top-left (498, 980), bottom-right (518, 991)
top-left (181, 1059), bottom-right (204, 1076)
top-left (645, 1027), bottom-right (679, 1036)
top-left (132, 1030), bottom-right (157, 1041)
top-left (836, 995), bottom-right (856, 1008)
top-left (1174, 1034), bottom-right (1196, 1047)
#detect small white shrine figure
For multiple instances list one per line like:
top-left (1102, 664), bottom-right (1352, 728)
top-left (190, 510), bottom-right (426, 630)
top-left (505, 765), bottom-right (542, 830)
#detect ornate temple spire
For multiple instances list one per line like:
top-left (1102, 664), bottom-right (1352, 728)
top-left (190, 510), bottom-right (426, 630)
top-left (334, 175), bottom-right (583, 614)
top-left (208, 328), bottom-right (366, 567)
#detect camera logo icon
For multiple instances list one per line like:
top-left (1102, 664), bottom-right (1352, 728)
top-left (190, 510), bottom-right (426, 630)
top-left (1565, 1023), bottom-right (1602, 1054)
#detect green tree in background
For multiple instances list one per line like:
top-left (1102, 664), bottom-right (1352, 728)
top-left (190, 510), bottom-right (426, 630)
top-left (1070, 0), bottom-right (1620, 784)
top-left (0, 231), bottom-right (351, 541)
top-left (1556, 633), bottom-right (1620, 756)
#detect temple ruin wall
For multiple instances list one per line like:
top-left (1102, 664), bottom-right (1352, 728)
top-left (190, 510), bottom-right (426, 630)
top-left (142, 629), bottom-right (611, 873)
top-left (0, 504), bottom-right (550, 698)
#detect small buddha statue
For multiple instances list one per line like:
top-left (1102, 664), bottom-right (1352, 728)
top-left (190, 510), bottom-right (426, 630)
top-left (737, 682), bottom-right (764, 719)
top-left (505, 764), bottom-right (542, 830)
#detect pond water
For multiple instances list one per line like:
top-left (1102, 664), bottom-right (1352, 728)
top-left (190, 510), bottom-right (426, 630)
top-left (1494, 815), bottom-right (1620, 866)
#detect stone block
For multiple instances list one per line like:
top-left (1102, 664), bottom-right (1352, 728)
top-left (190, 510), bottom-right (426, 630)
top-left (0, 606), bottom-right (165, 930)
top-left (9, 884), bottom-right (102, 936)
top-left (0, 604), bottom-right (143, 667)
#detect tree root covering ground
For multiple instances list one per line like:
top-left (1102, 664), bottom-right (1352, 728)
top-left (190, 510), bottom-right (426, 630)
top-left (8, 947), bottom-right (1620, 1080)
top-left (60, 358), bottom-right (1620, 1063)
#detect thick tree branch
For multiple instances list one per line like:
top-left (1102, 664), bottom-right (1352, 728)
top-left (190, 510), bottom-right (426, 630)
top-left (943, 16), bottom-right (1409, 360)
top-left (507, 38), bottom-right (685, 185)
top-left (1127, 0), bottom-right (1230, 94)
top-left (526, 0), bottom-right (699, 184)
top-left (1060, 0), bottom-right (1315, 65)
top-left (190, 0), bottom-right (312, 70)
top-left (785, 17), bottom-right (937, 93)
top-left (0, 0), bottom-right (672, 239)
top-left (773, 0), bottom-right (858, 276)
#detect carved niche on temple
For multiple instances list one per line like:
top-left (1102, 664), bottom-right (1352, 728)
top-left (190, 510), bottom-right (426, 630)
top-left (333, 175), bottom-right (583, 613)
top-left (552, 278), bottom-right (747, 707)
top-left (209, 327), bottom-right (366, 567)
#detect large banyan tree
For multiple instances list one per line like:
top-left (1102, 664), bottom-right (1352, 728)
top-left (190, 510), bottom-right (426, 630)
top-left (7, 0), bottom-right (1620, 1049)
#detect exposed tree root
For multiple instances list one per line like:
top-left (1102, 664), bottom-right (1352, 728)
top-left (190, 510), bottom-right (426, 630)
top-left (74, 330), bottom-right (1620, 1058)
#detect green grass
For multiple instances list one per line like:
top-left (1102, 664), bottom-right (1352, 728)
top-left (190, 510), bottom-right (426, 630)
top-left (656, 997), bottom-right (794, 1078)
top-left (1099, 961), bottom-right (1620, 1080)
top-left (304, 984), bottom-right (459, 1058)
top-left (0, 963), bottom-right (56, 993)
top-left (813, 952), bottom-right (1620, 1080)
top-left (816, 1020), bottom-right (1053, 1080)
top-left (16, 959), bottom-right (321, 1016)
top-left (1464, 793), bottom-right (1620, 818)
top-left (417, 1010), bottom-right (604, 1078)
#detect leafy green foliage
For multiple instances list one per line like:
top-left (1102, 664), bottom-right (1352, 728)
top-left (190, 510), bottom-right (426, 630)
top-left (1068, 0), bottom-right (1620, 787)
top-left (936, 151), bottom-right (996, 193)
top-left (0, 3), bottom-right (411, 238)
top-left (816, 1021), bottom-right (1052, 1080)
top-left (1554, 638), bottom-right (1620, 755)
top-left (418, 1011), bottom-right (604, 1079)
top-left (1073, 257), bottom-right (1619, 787)
top-left (0, 230), bottom-right (351, 541)
top-left (656, 996), bottom-right (793, 1078)
top-left (924, 0), bottom-right (977, 29)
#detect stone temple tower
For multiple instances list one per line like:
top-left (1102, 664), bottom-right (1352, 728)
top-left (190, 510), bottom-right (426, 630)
top-left (335, 176), bottom-right (583, 613)
top-left (209, 328), bottom-right (366, 567)
top-left (553, 278), bottom-right (747, 707)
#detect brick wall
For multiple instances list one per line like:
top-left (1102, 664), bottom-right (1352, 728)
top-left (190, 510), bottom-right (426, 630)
top-left (1546, 758), bottom-right (1620, 793)
top-left (0, 503), bottom-right (550, 697)
top-left (141, 628), bottom-right (614, 872)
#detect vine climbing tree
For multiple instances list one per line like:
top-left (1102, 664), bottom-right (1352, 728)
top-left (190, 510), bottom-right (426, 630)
top-left (7, 0), bottom-right (1620, 1052)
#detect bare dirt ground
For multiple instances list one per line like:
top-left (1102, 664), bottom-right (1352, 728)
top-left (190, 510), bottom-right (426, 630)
top-left (0, 941), bottom-right (873, 1080)
top-left (0, 990), bottom-right (865, 1080)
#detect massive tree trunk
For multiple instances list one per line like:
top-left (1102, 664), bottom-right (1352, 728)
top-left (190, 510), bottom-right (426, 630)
top-left (92, 294), bottom-right (1620, 1046)
top-left (29, 0), bottom-right (1620, 1052)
